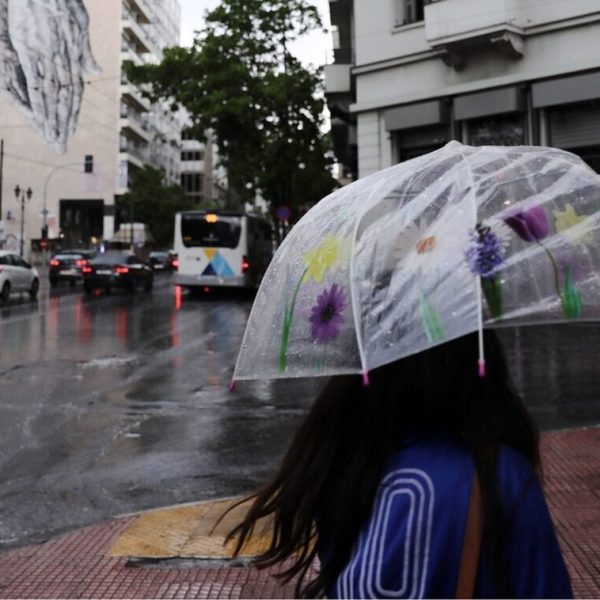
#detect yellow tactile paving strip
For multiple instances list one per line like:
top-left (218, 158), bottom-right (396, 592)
top-left (109, 497), bottom-right (273, 559)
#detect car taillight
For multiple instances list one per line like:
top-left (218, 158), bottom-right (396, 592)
top-left (241, 256), bottom-right (250, 273)
top-left (172, 259), bottom-right (179, 270)
top-left (115, 266), bottom-right (129, 274)
top-left (82, 266), bottom-right (93, 274)
top-left (49, 259), bottom-right (60, 267)
top-left (76, 259), bottom-right (88, 267)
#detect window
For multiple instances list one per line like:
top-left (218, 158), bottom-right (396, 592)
top-left (181, 172), bottom-right (204, 195)
top-left (181, 150), bottom-right (204, 161)
top-left (182, 128), bottom-right (198, 141)
top-left (181, 214), bottom-right (242, 248)
top-left (468, 115), bottom-right (525, 146)
top-left (396, 0), bottom-right (424, 26)
top-left (331, 25), bottom-right (340, 50)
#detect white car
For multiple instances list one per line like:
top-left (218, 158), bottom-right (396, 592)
top-left (0, 251), bottom-right (40, 301)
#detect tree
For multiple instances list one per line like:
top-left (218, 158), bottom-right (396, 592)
top-left (124, 0), bottom-right (337, 231)
top-left (117, 166), bottom-right (193, 248)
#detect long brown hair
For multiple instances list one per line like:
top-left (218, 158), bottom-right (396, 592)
top-left (227, 330), bottom-right (539, 597)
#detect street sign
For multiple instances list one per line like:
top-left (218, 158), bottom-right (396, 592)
top-left (275, 205), bottom-right (291, 221)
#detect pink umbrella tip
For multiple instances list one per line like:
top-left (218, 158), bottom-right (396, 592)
top-left (478, 359), bottom-right (486, 378)
top-left (362, 371), bottom-right (370, 387)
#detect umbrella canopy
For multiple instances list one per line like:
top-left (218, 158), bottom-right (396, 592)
top-left (233, 142), bottom-right (600, 383)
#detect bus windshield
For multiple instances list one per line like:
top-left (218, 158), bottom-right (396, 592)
top-left (181, 214), bottom-right (242, 248)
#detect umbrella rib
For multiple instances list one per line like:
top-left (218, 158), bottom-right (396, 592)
top-left (459, 146), bottom-right (486, 378)
top-left (349, 203), bottom-right (371, 386)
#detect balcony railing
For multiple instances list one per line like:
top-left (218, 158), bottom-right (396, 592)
top-left (120, 106), bottom-right (149, 129)
top-left (119, 138), bottom-right (149, 163)
top-left (424, 0), bottom-right (525, 67)
top-left (122, 16), bottom-right (153, 54)
top-left (124, 0), bottom-right (152, 25)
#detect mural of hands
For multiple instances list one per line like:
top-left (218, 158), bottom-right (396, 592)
top-left (0, 0), bottom-right (101, 154)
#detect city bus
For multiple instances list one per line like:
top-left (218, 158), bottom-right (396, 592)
top-left (173, 210), bottom-right (274, 292)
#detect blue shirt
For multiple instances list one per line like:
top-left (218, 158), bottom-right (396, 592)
top-left (321, 436), bottom-right (572, 599)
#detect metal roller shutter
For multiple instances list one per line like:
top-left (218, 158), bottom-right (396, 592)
top-left (549, 102), bottom-right (600, 149)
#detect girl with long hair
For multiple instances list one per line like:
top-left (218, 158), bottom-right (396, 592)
top-left (227, 330), bottom-right (572, 598)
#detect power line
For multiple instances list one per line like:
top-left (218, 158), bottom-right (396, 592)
top-left (2, 151), bottom-right (83, 172)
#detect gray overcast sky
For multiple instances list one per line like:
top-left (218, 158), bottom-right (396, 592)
top-left (178, 0), bottom-right (333, 68)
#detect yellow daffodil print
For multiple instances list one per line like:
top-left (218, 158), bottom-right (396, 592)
top-left (553, 204), bottom-right (593, 244)
top-left (303, 237), bottom-right (340, 283)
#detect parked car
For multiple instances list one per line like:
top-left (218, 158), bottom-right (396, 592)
top-left (149, 251), bottom-right (173, 272)
top-left (82, 250), bottom-right (153, 294)
top-left (48, 249), bottom-right (97, 287)
top-left (0, 251), bottom-right (39, 301)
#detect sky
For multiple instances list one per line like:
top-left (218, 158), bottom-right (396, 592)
top-left (178, 0), bottom-right (333, 69)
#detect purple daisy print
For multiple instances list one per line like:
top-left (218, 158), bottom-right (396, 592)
top-left (310, 283), bottom-right (346, 342)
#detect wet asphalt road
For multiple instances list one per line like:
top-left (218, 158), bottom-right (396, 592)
top-left (0, 272), bottom-right (319, 550)
top-left (0, 270), bottom-right (599, 551)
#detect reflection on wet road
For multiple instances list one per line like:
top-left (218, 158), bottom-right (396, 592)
top-left (0, 275), bottom-right (318, 550)
top-left (0, 273), bottom-right (598, 551)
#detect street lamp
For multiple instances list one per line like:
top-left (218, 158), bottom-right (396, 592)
top-left (14, 185), bottom-right (32, 257)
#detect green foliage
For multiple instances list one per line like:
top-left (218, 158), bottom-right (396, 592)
top-left (117, 166), bottom-right (194, 248)
top-left (124, 0), bottom-right (337, 224)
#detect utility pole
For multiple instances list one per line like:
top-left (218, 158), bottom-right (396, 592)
top-left (0, 139), bottom-right (4, 248)
top-left (14, 185), bottom-right (32, 257)
top-left (0, 139), bottom-right (4, 217)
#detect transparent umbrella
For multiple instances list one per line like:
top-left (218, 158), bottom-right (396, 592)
top-left (233, 142), bottom-right (600, 385)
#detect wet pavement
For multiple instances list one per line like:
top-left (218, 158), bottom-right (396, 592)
top-left (0, 269), bottom-right (599, 552)
top-left (0, 272), bottom-right (318, 551)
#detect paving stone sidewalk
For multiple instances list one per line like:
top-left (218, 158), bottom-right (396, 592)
top-left (0, 426), bottom-right (598, 599)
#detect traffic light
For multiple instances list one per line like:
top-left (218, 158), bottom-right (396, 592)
top-left (84, 155), bottom-right (94, 173)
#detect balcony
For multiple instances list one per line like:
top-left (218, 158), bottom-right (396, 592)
top-left (425, 0), bottom-right (525, 68)
top-left (120, 84), bottom-right (150, 112)
top-left (120, 107), bottom-right (151, 143)
top-left (119, 137), bottom-right (149, 167)
top-left (122, 17), bottom-right (153, 54)
top-left (125, 0), bottom-right (152, 25)
top-left (324, 64), bottom-right (352, 94)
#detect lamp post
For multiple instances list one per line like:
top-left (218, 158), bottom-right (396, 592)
top-left (14, 185), bottom-right (32, 257)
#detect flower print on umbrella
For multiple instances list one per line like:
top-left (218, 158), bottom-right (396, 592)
top-left (303, 237), bottom-right (340, 283)
top-left (310, 283), bottom-right (346, 342)
top-left (504, 205), bottom-right (550, 242)
top-left (389, 220), bottom-right (446, 340)
top-left (504, 204), bottom-right (583, 318)
top-left (279, 237), bottom-right (345, 372)
top-left (465, 223), bottom-right (506, 319)
top-left (390, 220), bottom-right (441, 269)
top-left (553, 203), bottom-right (594, 245)
top-left (465, 223), bottom-right (505, 278)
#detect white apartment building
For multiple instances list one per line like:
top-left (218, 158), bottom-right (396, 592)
top-left (0, 0), bottom-right (181, 254)
top-left (180, 127), bottom-right (227, 206)
top-left (325, 0), bottom-right (600, 180)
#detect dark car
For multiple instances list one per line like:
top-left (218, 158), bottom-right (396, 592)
top-left (48, 250), bottom-right (97, 287)
top-left (149, 251), bottom-right (173, 272)
top-left (82, 250), bottom-right (153, 294)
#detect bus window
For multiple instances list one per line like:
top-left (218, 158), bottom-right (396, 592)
top-left (181, 214), bottom-right (242, 248)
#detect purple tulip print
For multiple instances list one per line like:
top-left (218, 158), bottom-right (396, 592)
top-left (310, 283), bottom-right (346, 342)
top-left (504, 205), bottom-right (550, 242)
top-left (504, 204), bottom-right (583, 318)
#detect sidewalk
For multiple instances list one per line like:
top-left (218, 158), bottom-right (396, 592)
top-left (0, 426), bottom-right (598, 599)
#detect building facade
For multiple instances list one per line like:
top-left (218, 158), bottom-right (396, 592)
top-left (325, 0), bottom-right (600, 180)
top-left (180, 128), bottom-right (227, 206)
top-left (0, 0), bottom-right (181, 254)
